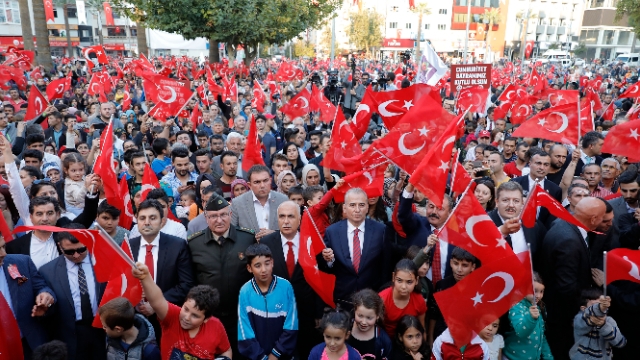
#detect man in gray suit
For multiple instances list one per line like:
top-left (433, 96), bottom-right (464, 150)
top-left (230, 165), bottom-right (288, 240)
top-left (608, 167), bottom-right (639, 229)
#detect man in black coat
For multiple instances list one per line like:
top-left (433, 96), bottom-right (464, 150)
top-left (261, 201), bottom-right (320, 359)
top-left (539, 197), bottom-right (606, 360)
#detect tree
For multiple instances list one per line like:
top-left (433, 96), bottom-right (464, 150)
top-left (293, 41), bottom-right (315, 58)
top-left (320, 25), bottom-right (333, 54)
top-left (410, 2), bottom-right (430, 59)
top-left (53, 0), bottom-right (76, 57)
top-left (480, 8), bottom-right (500, 50)
top-left (346, 8), bottom-right (383, 55)
top-left (114, 0), bottom-right (341, 64)
top-left (32, 0), bottom-right (53, 70)
top-left (573, 42), bottom-right (587, 58)
top-left (18, 0), bottom-right (35, 51)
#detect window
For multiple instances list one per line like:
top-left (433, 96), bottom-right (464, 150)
top-left (0, 1), bottom-right (21, 24)
top-left (67, 7), bottom-right (77, 18)
top-left (50, 47), bottom-right (66, 57)
top-left (389, 22), bottom-right (397, 28)
top-left (425, 24), bottom-right (430, 30)
top-left (603, 30), bottom-right (614, 45)
top-left (406, 23), bottom-right (412, 29)
top-left (81, 29), bottom-right (91, 38)
top-left (107, 27), bottom-right (125, 36)
top-left (618, 31), bottom-right (631, 45)
top-left (438, 24), bottom-right (446, 30)
top-left (49, 29), bottom-right (61, 36)
top-left (130, 28), bottom-right (137, 36)
top-left (439, 9), bottom-right (447, 14)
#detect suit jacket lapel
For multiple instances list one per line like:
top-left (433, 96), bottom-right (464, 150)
top-left (268, 195), bottom-right (279, 230)
top-left (130, 237), bottom-right (141, 260)
top-left (270, 232), bottom-right (289, 279)
top-left (156, 234), bottom-right (168, 286)
top-left (359, 220), bottom-right (373, 270)
top-left (56, 258), bottom-right (75, 310)
top-left (246, 194), bottom-right (260, 230)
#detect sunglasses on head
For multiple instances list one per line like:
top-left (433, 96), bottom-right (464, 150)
top-left (62, 246), bottom-right (87, 255)
top-left (33, 178), bottom-right (52, 185)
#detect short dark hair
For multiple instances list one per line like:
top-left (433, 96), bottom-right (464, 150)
top-left (219, 150), bottom-right (238, 164)
top-left (123, 149), bottom-right (138, 165)
top-left (617, 165), bottom-right (640, 185)
top-left (309, 130), bottom-right (323, 138)
top-left (245, 243), bottom-right (273, 265)
top-left (287, 185), bottom-right (304, 197)
top-left (202, 184), bottom-right (217, 196)
top-left (24, 149), bottom-right (44, 162)
top-left (152, 138), bottom-right (170, 155)
top-left (60, 148), bottom-right (79, 155)
top-left (496, 181), bottom-right (523, 199)
top-left (98, 297), bottom-right (135, 330)
top-left (247, 165), bottom-right (271, 182)
top-left (515, 141), bottom-right (529, 152)
top-left (196, 130), bottom-right (208, 138)
top-left (136, 199), bottom-right (164, 219)
top-left (29, 196), bottom-right (61, 214)
top-left (194, 148), bottom-right (212, 159)
top-left (579, 287), bottom-right (603, 307)
top-left (53, 223), bottom-right (86, 244)
top-left (176, 130), bottom-right (191, 139)
top-left (170, 147), bottom-right (189, 162)
top-left (97, 201), bottom-right (121, 218)
top-left (527, 147), bottom-right (549, 160)
top-left (185, 285), bottom-right (220, 318)
top-left (451, 247), bottom-right (477, 264)
top-left (210, 134), bottom-right (224, 142)
top-left (129, 151), bottom-right (147, 164)
top-left (271, 153), bottom-right (288, 164)
top-left (581, 131), bottom-right (605, 149)
top-left (26, 133), bottom-right (45, 147)
top-left (21, 165), bottom-right (42, 179)
top-left (32, 340), bottom-right (68, 360)
top-left (303, 185), bottom-right (325, 204)
top-left (503, 137), bottom-right (517, 146)
top-left (146, 188), bottom-right (170, 204)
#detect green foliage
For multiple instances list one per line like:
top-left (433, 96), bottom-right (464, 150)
top-left (293, 41), bottom-right (315, 58)
top-left (346, 9), bottom-right (383, 54)
top-left (617, 0), bottom-right (640, 36)
top-left (573, 43), bottom-right (587, 57)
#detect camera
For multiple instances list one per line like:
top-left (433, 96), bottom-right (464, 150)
top-left (401, 51), bottom-right (411, 64)
top-left (327, 69), bottom-right (340, 88)
top-left (310, 72), bottom-right (322, 85)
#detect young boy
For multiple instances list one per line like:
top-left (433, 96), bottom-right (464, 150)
top-left (150, 138), bottom-right (171, 179)
top-left (287, 185), bottom-right (305, 207)
top-left (238, 243), bottom-right (298, 360)
top-left (569, 289), bottom-right (626, 360)
top-left (177, 189), bottom-right (197, 220)
top-left (99, 297), bottom-right (161, 360)
top-left (428, 248), bottom-right (478, 344)
top-left (131, 263), bottom-right (232, 359)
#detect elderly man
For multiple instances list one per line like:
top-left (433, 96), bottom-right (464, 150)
top-left (540, 197), bottom-right (607, 360)
top-left (318, 188), bottom-right (387, 306)
top-left (600, 157), bottom-right (621, 193)
top-left (188, 194), bottom-right (256, 357)
top-left (582, 163), bottom-right (613, 197)
top-left (231, 165), bottom-right (289, 238)
top-left (260, 201), bottom-right (320, 358)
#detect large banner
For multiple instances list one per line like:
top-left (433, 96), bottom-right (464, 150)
top-left (416, 44), bottom-right (448, 86)
top-left (450, 64), bottom-right (492, 94)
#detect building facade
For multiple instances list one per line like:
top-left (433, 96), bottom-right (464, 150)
top-left (579, 0), bottom-right (639, 61)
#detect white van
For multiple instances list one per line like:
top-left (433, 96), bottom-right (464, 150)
top-left (539, 50), bottom-right (572, 67)
top-left (614, 53), bottom-right (640, 67)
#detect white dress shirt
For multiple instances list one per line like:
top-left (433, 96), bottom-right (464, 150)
top-left (498, 213), bottom-right (528, 254)
top-left (426, 225), bottom-right (448, 282)
top-left (346, 221), bottom-right (365, 263)
top-left (65, 256), bottom-right (98, 321)
top-left (578, 227), bottom-right (589, 247)
top-left (136, 234), bottom-right (160, 282)
top-left (129, 219), bottom-right (187, 241)
top-left (253, 191), bottom-right (271, 230)
top-left (281, 232), bottom-right (300, 264)
top-left (30, 233), bottom-right (58, 269)
top-left (580, 152), bottom-right (596, 165)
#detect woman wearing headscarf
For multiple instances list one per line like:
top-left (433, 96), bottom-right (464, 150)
top-left (276, 170), bottom-right (298, 195)
top-left (301, 164), bottom-right (322, 189)
top-left (230, 178), bottom-right (249, 201)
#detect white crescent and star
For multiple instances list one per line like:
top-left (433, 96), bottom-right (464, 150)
top-left (545, 112), bottom-right (569, 133)
top-left (442, 135), bottom-right (455, 152)
top-left (119, 274), bottom-right (128, 296)
top-left (629, 128), bottom-right (639, 140)
top-left (465, 215), bottom-right (491, 247)
top-left (34, 97), bottom-right (43, 112)
top-left (353, 104), bottom-right (370, 125)
top-left (363, 171), bottom-right (374, 185)
top-left (158, 86), bottom-right (177, 103)
top-left (622, 256), bottom-right (640, 280)
top-left (398, 132), bottom-right (426, 156)
top-left (471, 272), bottom-right (515, 306)
top-left (378, 100), bottom-right (402, 117)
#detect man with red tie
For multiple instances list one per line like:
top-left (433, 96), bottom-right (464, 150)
top-left (261, 201), bottom-right (320, 359)
top-left (318, 188), bottom-right (387, 307)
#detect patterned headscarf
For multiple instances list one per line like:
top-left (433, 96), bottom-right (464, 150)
top-left (276, 170), bottom-right (297, 194)
top-left (230, 179), bottom-right (249, 199)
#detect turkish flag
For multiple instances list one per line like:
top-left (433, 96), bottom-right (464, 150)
top-left (46, 76), bottom-right (71, 101)
top-left (281, 88), bottom-right (311, 120)
top-left (82, 45), bottom-right (109, 71)
top-left (251, 80), bottom-right (266, 113)
top-left (145, 82), bottom-right (194, 121)
top-left (196, 84), bottom-right (210, 107)
top-left (332, 162), bottom-right (387, 203)
top-left (141, 163), bottom-right (160, 203)
top-left (242, 115), bottom-right (266, 172)
top-left (322, 108), bottom-right (363, 172)
top-left (92, 238), bottom-right (142, 328)
top-left (299, 211), bottom-right (336, 308)
top-left (310, 84), bottom-right (337, 123)
top-left (350, 87), bottom-right (375, 139)
top-left (30, 67), bottom-right (43, 81)
top-left (584, 89), bottom-right (603, 111)
top-left (103, 2), bottom-right (115, 26)
top-left (0, 65), bottom-right (27, 90)
top-left (618, 83), bottom-right (640, 99)
top-left (44, 0), bottom-right (54, 22)
top-left (25, 85), bottom-right (48, 121)
top-left (493, 101), bottom-right (513, 120)
top-left (586, 75), bottom-right (603, 92)
top-left (540, 89), bottom-right (579, 107)
top-left (116, 177), bottom-right (134, 230)
top-left (525, 41), bottom-right (534, 59)
top-left (521, 184), bottom-right (591, 232)
top-left (580, 101), bottom-right (595, 134)
top-left (434, 252), bottom-right (533, 346)
top-left (205, 67), bottom-right (224, 100)
top-left (602, 119), bottom-right (640, 159)
top-left (498, 84), bottom-right (526, 102)
top-left (122, 90), bottom-right (131, 111)
top-left (602, 103), bottom-right (616, 121)
top-left (369, 84), bottom-right (441, 129)
top-left (140, 72), bottom-right (190, 103)
top-left (0, 292), bottom-right (24, 360)
top-left (370, 94), bottom-right (454, 174)
top-left (451, 160), bottom-right (474, 195)
top-left (93, 119), bottom-right (119, 202)
top-left (410, 113), bottom-right (465, 207)
top-left (221, 75), bottom-right (237, 102)
top-left (190, 104), bottom-right (202, 133)
top-left (529, 68), bottom-right (545, 94)
top-left (4, 50), bottom-right (34, 72)
top-left (456, 87), bottom-right (489, 113)
top-left (606, 248), bottom-right (640, 285)
top-left (275, 61), bottom-right (303, 82)
top-left (511, 102), bottom-right (584, 145)
top-left (87, 73), bottom-right (107, 98)
top-left (441, 190), bottom-right (514, 263)
top-left (505, 93), bottom-right (539, 124)
top-left (579, 76), bottom-right (589, 88)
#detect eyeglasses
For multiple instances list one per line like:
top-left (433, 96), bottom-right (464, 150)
top-left (62, 246), bottom-right (87, 255)
top-left (33, 178), bottom-right (52, 185)
top-left (205, 213), bottom-right (230, 221)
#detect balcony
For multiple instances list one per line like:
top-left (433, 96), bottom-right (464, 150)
top-left (547, 26), bottom-right (557, 34)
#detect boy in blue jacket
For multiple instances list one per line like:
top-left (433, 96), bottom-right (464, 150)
top-left (238, 243), bottom-right (298, 360)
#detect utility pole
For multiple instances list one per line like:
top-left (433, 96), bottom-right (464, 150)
top-left (519, 0), bottom-right (532, 70)
top-left (330, 16), bottom-right (336, 64)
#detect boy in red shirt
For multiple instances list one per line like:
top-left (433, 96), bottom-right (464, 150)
top-left (132, 262), bottom-right (232, 360)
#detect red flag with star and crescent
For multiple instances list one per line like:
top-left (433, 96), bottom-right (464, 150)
top-left (116, 176), bottom-right (134, 230)
top-left (140, 163), bottom-right (160, 203)
top-left (242, 115), bottom-right (266, 172)
top-left (456, 87), bottom-right (489, 113)
top-left (434, 251), bottom-right (532, 346)
top-left (310, 84), bottom-right (337, 123)
top-left (368, 84), bottom-right (441, 129)
top-left (321, 107), bottom-right (363, 172)
top-left (602, 119), bottom-right (640, 160)
top-left (0, 291), bottom-right (24, 360)
top-left (351, 87), bottom-right (375, 139)
top-left (281, 88), bottom-right (311, 119)
top-left (511, 102), bottom-right (586, 145)
top-left (332, 162), bottom-right (387, 203)
top-left (46, 76), bottom-right (72, 102)
top-left (440, 189), bottom-right (514, 263)
top-left (25, 85), bottom-right (49, 122)
top-left (521, 184), bottom-right (592, 232)
top-left (93, 117), bottom-right (118, 201)
top-left (299, 210), bottom-right (336, 308)
top-left (618, 83), bottom-right (640, 99)
top-left (606, 248), bottom-right (640, 285)
top-left (251, 80), bottom-right (266, 113)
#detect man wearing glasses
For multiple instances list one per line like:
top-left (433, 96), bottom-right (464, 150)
top-left (40, 227), bottom-right (107, 360)
top-left (188, 193), bottom-right (256, 357)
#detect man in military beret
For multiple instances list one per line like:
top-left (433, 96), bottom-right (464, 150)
top-left (188, 193), bottom-right (256, 358)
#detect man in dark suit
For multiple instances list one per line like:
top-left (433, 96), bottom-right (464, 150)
top-left (261, 201), bottom-right (319, 359)
top-left (43, 112), bottom-right (67, 150)
top-left (397, 183), bottom-right (455, 284)
top-left (572, 131), bottom-right (605, 177)
top-left (488, 181), bottom-right (546, 266)
top-left (511, 149), bottom-right (562, 228)
top-left (609, 168), bottom-right (640, 230)
top-left (130, 199), bottom-right (195, 340)
top-left (39, 229), bottom-right (106, 360)
top-left (0, 236), bottom-right (56, 359)
top-left (539, 197), bottom-right (606, 360)
top-left (318, 187), bottom-right (387, 305)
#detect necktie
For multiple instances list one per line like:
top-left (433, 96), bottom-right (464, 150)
top-left (145, 245), bottom-right (155, 280)
top-left (77, 264), bottom-right (93, 323)
top-left (353, 228), bottom-right (361, 273)
top-left (286, 241), bottom-right (295, 278)
top-left (431, 229), bottom-right (442, 284)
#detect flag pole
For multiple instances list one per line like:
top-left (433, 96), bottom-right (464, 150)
top-left (303, 207), bottom-right (326, 247)
top-left (577, 93), bottom-right (581, 146)
top-left (449, 148), bottom-right (461, 197)
top-left (93, 225), bottom-right (137, 268)
top-left (603, 250), bottom-right (607, 297)
top-left (441, 179), bottom-right (475, 230)
top-left (527, 242), bottom-right (537, 304)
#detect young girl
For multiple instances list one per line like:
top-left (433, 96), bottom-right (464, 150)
top-left (309, 308), bottom-right (361, 360)
top-left (379, 259), bottom-right (427, 338)
top-left (479, 318), bottom-right (503, 360)
top-left (503, 272), bottom-right (553, 360)
top-left (389, 315), bottom-right (428, 360)
top-left (348, 289), bottom-right (393, 360)
top-left (62, 153), bottom-right (88, 216)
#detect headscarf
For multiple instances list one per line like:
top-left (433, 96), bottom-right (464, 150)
top-left (125, 109), bottom-right (137, 123)
top-left (383, 178), bottom-right (397, 207)
top-left (301, 164), bottom-right (321, 189)
top-left (276, 170), bottom-right (297, 194)
top-left (230, 179), bottom-right (249, 199)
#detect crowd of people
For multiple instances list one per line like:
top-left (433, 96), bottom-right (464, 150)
top-left (0, 53), bottom-right (639, 360)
